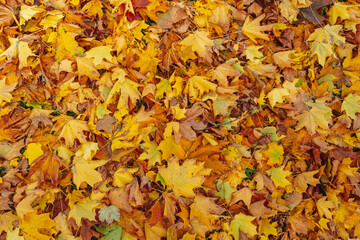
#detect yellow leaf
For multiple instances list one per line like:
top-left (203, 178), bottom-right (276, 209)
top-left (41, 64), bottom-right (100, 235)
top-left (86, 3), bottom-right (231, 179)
top-left (209, 4), bottom-right (230, 26)
top-left (0, 212), bottom-right (19, 233)
top-left (279, 0), bottom-right (298, 23)
top-left (266, 165), bottom-right (291, 188)
top-left (55, 25), bottom-right (84, 61)
top-left (6, 228), bottom-right (24, 240)
top-left (0, 38), bottom-right (35, 69)
top-left (111, 115), bottom-right (139, 150)
top-left (20, 213), bottom-right (56, 240)
top-left (229, 213), bottom-right (257, 239)
top-left (72, 157), bottom-right (108, 188)
top-left (157, 135), bottom-right (185, 159)
top-left (16, 189), bottom-right (45, 219)
top-left (133, 43), bottom-right (161, 75)
top-left (328, 3), bottom-right (350, 25)
top-left (341, 93), bottom-right (360, 120)
top-left (107, 68), bottom-right (141, 108)
top-left (190, 195), bottom-right (225, 226)
top-left (267, 88), bottom-right (290, 107)
top-left (212, 63), bottom-right (240, 87)
top-left (39, 10), bottom-right (64, 29)
top-left (68, 197), bottom-right (100, 226)
top-left (171, 105), bottom-right (186, 120)
top-left (263, 142), bottom-right (284, 166)
top-left (84, 46), bottom-right (113, 66)
top-left (259, 217), bottom-right (278, 238)
top-left (139, 141), bottom-right (162, 167)
top-left (113, 167), bottom-right (138, 188)
top-left (58, 119), bottom-right (89, 146)
top-left (145, 222), bottom-right (166, 240)
top-left (310, 42), bottom-right (333, 67)
top-left (202, 132), bottom-right (218, 146)
top-left (82, 0), bottom-right (104, 18)
top-left (294, 170), bottom-right (319, 194)
top-left (295, 103), bottom-right (332, 135)
top-left (19, 5), bottom-right (44, 25)
top-left (230, 187), bottom-right (252, 207)
top-left (184, 76), bottom-right (217, 99)
top-left (245, 45), bottom-right (264, 62)
top-left (158, 158), bottom-right (211, 198)
top-left (23, 143), bottom-right (43, 165)
top-left (307, 25), bottom-right (345, 46)
top-left (316, 197), bottom-right (335, 219)
top-left (0, 79), bottom-right (16, 105)
top-left (242, 14), bottom-right (272, 43)
top-left (272, 50), bottom-right (295, 69)
top-left (179, 30), bottom-right (214, 58)
top-left (76, 57), bottom-right (100, 80)
top-left (54, 213), bottom-right (73, 239)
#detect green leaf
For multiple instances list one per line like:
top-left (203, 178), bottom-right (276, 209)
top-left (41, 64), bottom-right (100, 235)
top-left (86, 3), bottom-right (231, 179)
top-left (96, 224), bottom-right (123, 240)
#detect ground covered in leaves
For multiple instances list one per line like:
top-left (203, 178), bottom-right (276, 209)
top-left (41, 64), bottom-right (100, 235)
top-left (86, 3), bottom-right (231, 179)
top-left (0, 0), bottom-right (360, 239)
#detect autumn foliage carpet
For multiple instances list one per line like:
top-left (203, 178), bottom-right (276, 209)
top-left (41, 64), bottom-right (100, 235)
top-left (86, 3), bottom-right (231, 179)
top-left (0, 0), bottom-right (360, 239)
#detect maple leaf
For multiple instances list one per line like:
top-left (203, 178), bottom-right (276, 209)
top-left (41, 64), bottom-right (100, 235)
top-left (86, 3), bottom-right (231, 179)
top-left (82, 0), bottom-right (104, 18)
top-left (98, 205), bottom-right (120, 223)
top-left (0, 79), bottom-right (16, 105)
top-left (6, 228), bottom-right (24, 240)
top-left (310, 42), bottom-right (333, 67)
top-left (215, 179), bottom-right (236, 203)
top-left (295, 102), bottom-right (332, 135)
top-left (157, 136), bottom-right (185, 160)
top-left (0, 212), bottom-right (19, 233)
top-left (229, 213), bottom-right (257, 239)
top-left (307, 25), bottom-right (345, 46)
top-left (179, 30), bottom-right (214, 58)
top-left (23, 143), bottom-right (43, 165)
top-left (68, 197), bottom-right (100, 226)
top-left (230, 187), bottom-right (253, 207)
top-left (267, 88), bottom-right (290, 107)
top-left (272, 50), bottom-right (295, 69)
top-left (341, 93), bottom-right (360, 120)
top-left (55, 25), bottom-right (84, 61)
top-left (157, 6), bottom-right (187, 29)
top-left (263, 142), bottom-right (284, 166)
top-left (212, 63), bottom-right (240, 87)
top-left (190, 195), bottom-right (226, 227)
top-left (316, 197), bottom-right (335, 219)
top-left (293, 170), bottom-right (319, 194)
top-left (210, 4), bottom-right (231, 27)
top-left (72, 157), bottom-right (108, 188)
top-left (242, 14), bottom-right (272, 43)
top-left (113, 167), bottom-right (138, 188)
top-left (259, 217), bottom-right (278, 238)
top-left (106, 68), bottom-right (141, 109)
top-left (58, 119), bottom-right (89, 146)
top-left (158, 158), bottom-right (211, 198)
top-left (0, 38), bottom-right (35, 69)
top-left (96, 224), bottom-right (123, 240)
top-left (184, 76), bottom-right (217, 99)
top-left (76, 57), bottom-right (100, 80)
top-left (327, 3), bottom-right (350, 25)
top-left (84, 46), bottom-right (113, 66)
top-left (212, 94), bottom-right (237, 116)
top-left (266, 165), bottom-right (292, 189)
top-left (20, 213), bottom-right (56, 240)
top-left (139, 141), bottom-right (162, 166)
top-left (133, 43), bottom-right (161, 75)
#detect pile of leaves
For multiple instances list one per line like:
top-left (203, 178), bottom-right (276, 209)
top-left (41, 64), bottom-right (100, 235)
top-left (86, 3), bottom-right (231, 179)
top-left (0, 0), bottom-right (360, 239)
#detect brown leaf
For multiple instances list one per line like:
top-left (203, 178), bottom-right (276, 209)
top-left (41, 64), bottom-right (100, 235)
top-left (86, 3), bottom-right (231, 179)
top-left (108, 188), bottom-right (132, 213)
